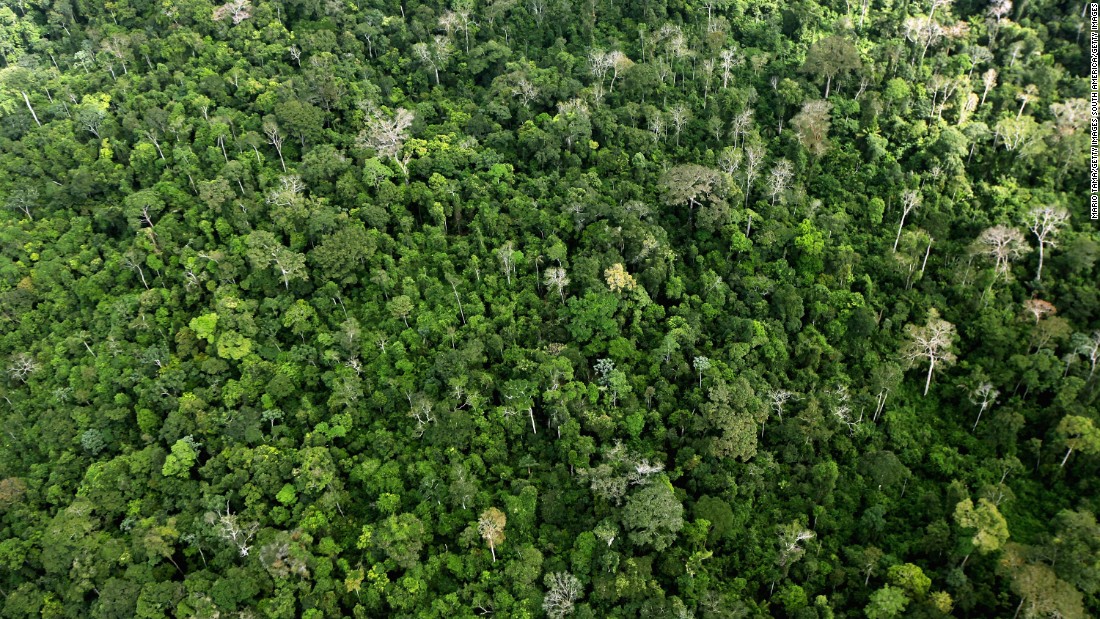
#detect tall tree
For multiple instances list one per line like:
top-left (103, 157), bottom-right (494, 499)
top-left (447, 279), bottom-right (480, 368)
top-left (800, 35), bottom-right (862, 98)
top-left (900, 309), bottom-right (958, 396)
top-left (1024, 205), bottom-right (1069, 281)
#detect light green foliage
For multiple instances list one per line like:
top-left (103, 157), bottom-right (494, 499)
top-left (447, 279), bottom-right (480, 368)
top-left (887, 563), bottom-right (931, 599)
top-left (865, 585), bottom-right (909, 619)
top-left (216, 330), bottom-right (252, 360)
top-left (189, 313), bottom-right (218, 343)
top-left (161, 437), bottom-right (199, 478)
top-left (954, 498), bottom-right (1009, 554)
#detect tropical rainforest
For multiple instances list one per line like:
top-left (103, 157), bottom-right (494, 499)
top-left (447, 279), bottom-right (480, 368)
top-left (0, 0), bottom-right (1098, 616)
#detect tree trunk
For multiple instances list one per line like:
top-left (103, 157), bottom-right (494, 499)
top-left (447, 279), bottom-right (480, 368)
top-left (21, 92), bottom-right (41, 126)
top-left (894, 213), bottom-right (907, 251)
top-left (1035, 242), bottom-right (1045, 281)
top-left (923, 358), bottom-right (935, 396)
top-left (1060, 447), bottom-right (1072, 468)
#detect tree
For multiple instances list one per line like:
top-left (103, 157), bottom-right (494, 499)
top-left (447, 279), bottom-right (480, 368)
top-left (263, 119), bottom-right (287, 173)
top-left (604, 263), bottom-right (637, 293)
top-left (0, 66), bottom-right (41, 127)
top-left (478, 507), bottom-right (506, 562)
top-left (542, 572), bottom-right (583, 619)
top-left (4, 187), bottom-right (36, 221)
top-left (968, 382), bottom-right (998, 431)
top-left (801, 35), bottom-right (862, 97)
top-left (1002, 544), bottom-right (1087, 619)
top-left (245, 230), bottom-right (308, 289)
top-left (373, 513), bottom-right (426, 570)
top-left (660, 164), bottom-right (725, 225)
top-left (1055, 416), bottom-right (1100, 468)
top-left (212, 0), bottom-right (252, 24)
top-left (1024, 205), bottom-right (1069, 281)
top-left (544, 267), bottom-right (569, 302)
top-left (791, 100), bottom-right (832, 157)
top-left (976, 225), bottom-right (1029, 281)
top-left (622, 479), bottom-right (684, 550)
top-left (767, 159), bottom-right (794, 205)
top-left (865, 585), bottom-right (909, 619)
top-left (954, 497), bottom-right (1009, 557)
top-left (6, 353), bottom-right (38, 383)
top-left (207, 502), bottom-right (260, 557)
top-left (357, 105), bottom-right (415, 179)
top-left (1071, 331), bottom-right (1100, 380)
top-left (776, 521), bottom-right (816, 587)
top-left (413, 36), bottom-right (452, 85)
top-left (893, 190), bottom-right (921, 252)
top-left (900, 309), bottom-right (958, 396)
top-left (388, 295), bottom-right (414, 328)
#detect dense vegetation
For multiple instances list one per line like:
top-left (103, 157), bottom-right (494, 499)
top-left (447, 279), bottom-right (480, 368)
top-left (1, 0), bottom-right (1098, 616)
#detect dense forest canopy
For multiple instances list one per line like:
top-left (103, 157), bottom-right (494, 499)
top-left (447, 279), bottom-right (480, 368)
top-left (0, 0), bottom-right (1098, 617)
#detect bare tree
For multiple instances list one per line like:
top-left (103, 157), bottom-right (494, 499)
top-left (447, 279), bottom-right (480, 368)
top-left (791, 100), bottom-right (832, 157)
top-left (762, 388), bottom-right (794, 437)
top-left (968, 383), bottom-right (999, 431)
top-left (1072, 331), bottom-right (1100, 380)
top-left (986, 0), bottom-right (1012, 45)
top-left (544, 267), bottom-right (569, 302)
top-left (976, 225), bottom-right (1029, 281)
top-left (357, 105), bottom-right (415, 179)
top-left (743, 144), bottom-right (765, 207)
top-left (717, 146), bottom-right (742, 177)
top-left (647, 111), bottom-right (665, 143)
top-left (1021, 299), bottom-right (1056, 324)
top-left (588, 49), bottom-right (613, 86)
top-left (893, 190), bottom-right (922, 251)
top-left (766, 159), bottom-right (794, 205)
top-left (667, 103), bottom-right (691, 146)
top-left (510, 77), bottom-right (539, 108)
top-left (769, 389), bottom-right (794, 421)
top-left (6, 353), bottom-right (39, 383)
top-left (413, 36), bottom-right (453, 85)
top-left (207, 502), bottom-right (260, 557)
top-left (262, 119), bottom-right (286, 173)
top-left (900, 308), bottom-right (959, 396)
top-left (980, 68), bottom-right (997, 106)
top-left (265, 175), bottom-right (306, 208)
top-left (212, 0), bottom-right (253, 24)
top-left (774, 522), bottom-right (816, 592)
top-left (719, 48), bottom-right (743, 89)
top-left (693, 356), bottom-right (711, 388)
top-left (1024, 205), bottom-right (1069, 281)
top-left (1015, 84), bottom-right (1038, 120)
top-left (543, 572), bottom-right (583, 619)
top-left (729, 108), bottom-right (753, 149)
top-left (497, 242), bottom-right (518, 285)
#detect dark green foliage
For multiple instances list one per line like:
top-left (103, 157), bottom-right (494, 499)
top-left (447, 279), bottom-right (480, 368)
top-left (0, 0), bottom-right (1096, 617)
